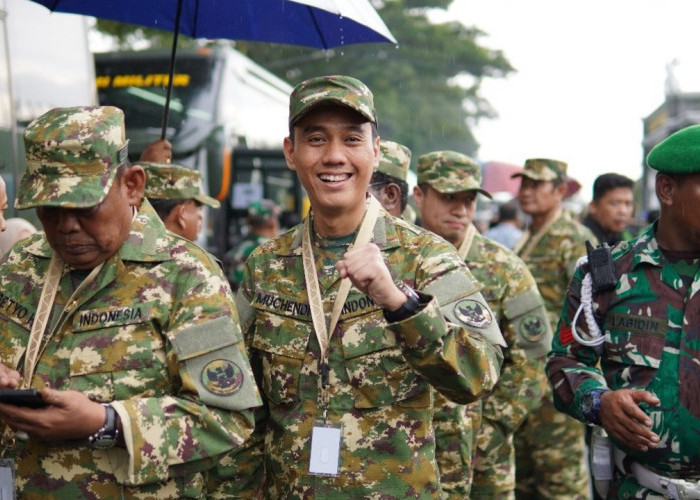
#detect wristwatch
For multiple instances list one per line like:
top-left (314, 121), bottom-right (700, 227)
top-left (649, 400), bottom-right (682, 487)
top-left (383, 283), bottom-right (421, 323)
top-left (88, 403), bottom-right (120, 450)
top-left (581, 388), bottom-right (609, 426)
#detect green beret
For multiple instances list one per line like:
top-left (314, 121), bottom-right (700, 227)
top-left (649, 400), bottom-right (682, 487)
top-left (647, 125), bottom-right (700, 174)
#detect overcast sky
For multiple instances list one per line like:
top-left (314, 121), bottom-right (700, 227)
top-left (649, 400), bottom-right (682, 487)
top-left (439, 0), bottom-right (700, 202)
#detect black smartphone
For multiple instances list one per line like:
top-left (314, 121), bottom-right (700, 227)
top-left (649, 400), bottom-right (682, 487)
top-left (0, 389), bottom-right (48, 408)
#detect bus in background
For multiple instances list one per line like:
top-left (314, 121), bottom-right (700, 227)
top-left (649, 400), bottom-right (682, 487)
top-left (94, 46), bottom-right (303, 257)
top-left (0, 0), bottom-right (96, 221)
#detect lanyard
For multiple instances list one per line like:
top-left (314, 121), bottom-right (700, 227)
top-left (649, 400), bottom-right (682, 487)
top-left (514, 208), bottom-right (562, 259)
top-left (457, 223), bottom-right (477, 261)
top-left (301, 196), bottom-right (381, 417)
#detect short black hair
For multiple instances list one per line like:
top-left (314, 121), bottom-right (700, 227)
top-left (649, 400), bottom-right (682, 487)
top-left (592, 173), bottom-right (634, 201)
top-left (371, 171), bottom-right (409, 212)
top-left (497, 200), bottom-right (519, 221)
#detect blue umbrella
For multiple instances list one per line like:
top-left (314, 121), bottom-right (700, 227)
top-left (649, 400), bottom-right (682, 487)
top-left (28, 0), bottom-right (397, 137)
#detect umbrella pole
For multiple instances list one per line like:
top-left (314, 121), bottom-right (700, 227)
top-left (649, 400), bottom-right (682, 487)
top-left (160, 0), bottom-right (184, 140)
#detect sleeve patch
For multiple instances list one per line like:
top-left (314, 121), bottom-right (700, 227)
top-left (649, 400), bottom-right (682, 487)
top-left (559, 324), bottom-right (574, 345)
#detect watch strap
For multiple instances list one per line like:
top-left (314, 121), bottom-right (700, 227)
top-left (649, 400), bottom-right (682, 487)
top-left (383, 284), bottom-right (421, 323)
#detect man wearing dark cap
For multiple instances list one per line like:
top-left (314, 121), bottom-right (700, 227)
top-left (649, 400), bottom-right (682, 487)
top-left (235, 75), bottom-right (505, 498)
top-left (547, 125), bottom-right (700, 499)
top-left (413, 150), bottom-right (551, 499)
top-left (367, 139), bottom-right (412, 218)
top-left (511, 158), bottom-right (596, 499)
top-left (0, 106), bottom-right (260, 498)
top-left (142, 161), bottom-right (221, 242)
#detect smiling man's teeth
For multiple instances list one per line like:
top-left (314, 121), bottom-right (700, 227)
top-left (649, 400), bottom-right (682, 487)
top-left (319, 174), bottom-right (349, 182)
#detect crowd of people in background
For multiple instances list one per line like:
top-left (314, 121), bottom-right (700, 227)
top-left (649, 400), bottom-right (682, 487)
top-left (0, 73), bottom-right (697, 500)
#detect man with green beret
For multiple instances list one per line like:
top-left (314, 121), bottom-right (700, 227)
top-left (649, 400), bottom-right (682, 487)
top-left (547, 124), bottom-right (700, 499)
top-left (223, 199), bottom-right (281, 291)
top-left (413, 150), bottom-right (551, 499)
top-left (235, 75), bottom-right (506, 498)
top-left (509, 158), bottom-right (595, 499)
top-left (367, 140), bottom-right (412, 218)
top-left (0, 106), bottom-right (261, 498)
top-left (142, 161), bottom-right (220, 242)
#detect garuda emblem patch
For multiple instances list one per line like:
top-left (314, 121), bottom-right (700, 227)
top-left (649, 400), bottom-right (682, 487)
top-left (454, 299), bottom-right (493, 328)
top-left (201, 359), bottom-right (244, 396)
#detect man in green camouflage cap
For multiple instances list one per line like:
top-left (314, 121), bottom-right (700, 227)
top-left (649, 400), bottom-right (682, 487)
top-left (548, 125), bottom-right (700, 499)
top-left (0, 106), bottom-right (261, 498)
top-left (223, 199), bottom-right (281, 291)
top-left (142, 161), bottom-right (220, 241)
top-left (367, 140), bottom-right (412, 218)
top-left (413, 150), bottom-right (551, 499)
top-left (235, 75), bottom-right (505, 498)
top-left (510, 157), bottom-right (595, 499)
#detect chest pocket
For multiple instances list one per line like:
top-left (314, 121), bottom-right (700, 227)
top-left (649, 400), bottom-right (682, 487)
top-left (68, 302), bottom-right (165, 402)
top-left (604, 312), bottom-right (667, 372)
top-left (250, 299), bottom-right (311, 406)
top-left (340, 300), bottom-right (428, 409)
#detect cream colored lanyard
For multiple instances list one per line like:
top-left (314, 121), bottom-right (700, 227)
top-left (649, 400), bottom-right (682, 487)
top-left (457, 223), bottom-right (477, 261)
top-left (21, 255), bottom-right (103, 388)
top-left (514, 208), bottom-right (562, 259)
top-left (301, 196), bottom-right (381, 418)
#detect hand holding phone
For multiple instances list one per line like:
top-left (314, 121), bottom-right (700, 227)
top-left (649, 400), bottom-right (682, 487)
top-left (0, 389), bottom-right (48, 408)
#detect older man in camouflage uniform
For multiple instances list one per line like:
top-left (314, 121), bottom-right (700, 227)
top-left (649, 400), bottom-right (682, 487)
top-left (235, 75), bottom-right (506, 499)
top-left (413, 151), bottom-right (552, 499)
top-left (0, 106), bottom-right (261, 499)
top-left (142, 161), bottom-right (220, 242)
top-left (367, 140), bottom-right (412, 219)
top-left (548, 125), bottom-right (700, 499)
top-left (511, 158), bottom-right (596, 499)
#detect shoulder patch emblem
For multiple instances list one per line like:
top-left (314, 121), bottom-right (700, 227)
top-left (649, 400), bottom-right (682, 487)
top-left (201, 359), bottom-right (244, 396)
top-left (454, 299), bottom-right (493, 328)
top-left (519, 314), bottom-right (546, 342)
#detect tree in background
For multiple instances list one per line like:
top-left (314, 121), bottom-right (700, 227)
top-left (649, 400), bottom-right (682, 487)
top-left (95, 0), bottom-right (514, 162)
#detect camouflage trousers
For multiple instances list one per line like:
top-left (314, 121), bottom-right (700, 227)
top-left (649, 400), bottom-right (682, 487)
top-left (513, 386), bottom-right (589, 500)
top-left (470, 406), bottom-right (517, 499)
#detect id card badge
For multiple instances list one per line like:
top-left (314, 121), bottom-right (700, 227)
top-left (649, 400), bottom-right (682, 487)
top-left (308, 420), bottom-right (342, 476)
top-left (0, 458), bottom-right (16, 500)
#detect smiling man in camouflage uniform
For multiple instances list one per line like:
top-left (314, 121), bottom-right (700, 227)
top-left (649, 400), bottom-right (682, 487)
top-left (235, 75), bottom-right (505, 498)
top-left (0, 106), bottom-right (261, 499)
top-left (548, 125), bottom-right (700, 499)
top-left (412, 151), bottom-right (552, 499)
top-left (511, 158), bottom-right (596, 499)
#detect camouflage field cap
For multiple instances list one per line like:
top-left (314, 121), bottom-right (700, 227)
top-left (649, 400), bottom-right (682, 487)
top-left (16, 106), bottom-right (129, 209)
top-left (647, 124), bottom-right (700, 174)
top-left (511, 158), bottom-right (567, 182)
top-left (289, 75), bottom-right (376, 127)
top-left (248, 199), bottom-right (280, 220)
top-left (375, 140), bottom-right (411, 182)
top-left (417, 150), bottom-right (492, 198)
top-left (142, 162), bottom-right (220, 208)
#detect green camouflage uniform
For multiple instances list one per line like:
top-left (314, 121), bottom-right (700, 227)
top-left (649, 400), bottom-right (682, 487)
top-left (415, 151), bottom-right (551, 499)
top-left (548, 125), bottom-right (700, 499)
top-left (225, 234), bottom-right (270, 287)
top-left (0, 106), bottom-right (261, 499)
top-left (236, 205), bottom-right (505, 499)
top-left (142, 161), bottom-right (221, 208)
top-left (512, 158), bottom-right (596, 499)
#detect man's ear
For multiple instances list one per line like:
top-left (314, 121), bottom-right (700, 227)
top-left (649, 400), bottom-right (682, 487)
top-left (165, 202), bottom-right (187, 231)
top-left (383, 183), bottom-right (400, 212)
top-left (283, 136), bottom-right (296, 172)
top-left (412, 185), bottom-right (424, 211)
top-left (655, 173), bottom-right (675, 207)
top-left (122, 165), bottom-right (146, 205)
